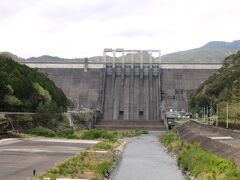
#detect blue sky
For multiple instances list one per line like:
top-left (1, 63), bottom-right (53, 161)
top-left (0, 0), bottom-right (240, 58)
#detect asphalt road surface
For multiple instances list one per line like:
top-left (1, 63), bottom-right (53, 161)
top-left (0, 138), bottom-right (99, 180)
top-left (110, 132), bottom-right (187, 180)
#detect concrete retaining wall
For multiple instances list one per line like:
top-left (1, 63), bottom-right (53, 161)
top-left (177, 121), bottom-right (240, 167)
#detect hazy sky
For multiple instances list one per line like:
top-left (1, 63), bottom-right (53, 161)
top-left (0, 0), bottom-right (240, 58)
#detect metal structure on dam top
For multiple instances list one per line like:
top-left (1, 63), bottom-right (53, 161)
top-left (103, 48), bottom-right (161, 69)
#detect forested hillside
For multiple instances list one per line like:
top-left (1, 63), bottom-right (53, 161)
top-left (190, 51), bottom-right (240, 128)
top-left (191, 51), bottom-right (240, 110)
top-left (0, 54), bottom-right (69, 112)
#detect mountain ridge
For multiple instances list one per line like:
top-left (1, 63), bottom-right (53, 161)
top-left (1, 40), bottom-right (240, 64)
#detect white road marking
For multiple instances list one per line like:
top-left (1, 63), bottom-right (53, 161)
top-left (28, 138), bottom-right (100, 144)
top-left (0, 138), bottom-right (21, 145)
top-left (0, 147), bottom-right (85, 153)
top-left (209, 136), bottom-right (233, 140)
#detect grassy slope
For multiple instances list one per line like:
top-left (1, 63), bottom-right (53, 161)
top-left (160, 130), bottom-right (240, 180)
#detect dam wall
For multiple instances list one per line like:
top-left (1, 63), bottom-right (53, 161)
top-left (161, 68), bottom-right (217, 112)
top-left (39, 68), bottom-right (103, 109)
top-left (103, 64), bottom-right (161, 121)
top-left (25, 62), bottom-right (221, 121)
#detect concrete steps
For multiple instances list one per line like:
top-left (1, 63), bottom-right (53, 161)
top-left (94, 120), bottom-right (165, 130)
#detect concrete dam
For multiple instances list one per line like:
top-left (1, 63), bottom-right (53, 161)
top-left (25, 49), bottom-right (222, 128)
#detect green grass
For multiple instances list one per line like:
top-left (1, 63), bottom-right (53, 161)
top-left (93, 140), bottom-right (114, 151)
top-left (26, 128), bottom-right (148, 141)
top-left (95, 159), bottom-right (113, 176)
top-left (38, 150), bottom-right (115, 180)
top-left (26, 127), bottom-right (56, 137)
top-left (35, 129), bottom-right (147, 179)
top-left (38, 140), bottom-right (116, 180)
top-left (160, 130), bottom-right (240, 180)
top-left (79, 129), bottom-right (118, 141)
top-left (26, 127), bottom-right (78, 138)
top-left (118, 130), bottom-right (148, 138)
top-left (78, 129), bottom-right (148, 141)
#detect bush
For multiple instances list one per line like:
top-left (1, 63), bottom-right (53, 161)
top-left (26, 127), bottom-right (56, 137)
top-left (56, 129), bottom-right (74, 137)
top-left (80, 129), bottom-right (118, 141)
top-left (26, 127), bottom-right (80, 139)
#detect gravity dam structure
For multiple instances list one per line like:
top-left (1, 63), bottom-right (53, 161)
top-left (24, 49), bottom-right (222, 128)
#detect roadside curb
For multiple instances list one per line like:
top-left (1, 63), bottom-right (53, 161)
top-left (105, 138), bottom-right (129, 179)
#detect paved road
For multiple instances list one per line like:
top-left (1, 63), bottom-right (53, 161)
top-left (110, 132), bottom-right (187, 180)
top-left (0, 138), bottom-right (99, 180)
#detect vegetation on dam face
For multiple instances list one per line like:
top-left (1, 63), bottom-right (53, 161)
top-left (0, 54), bottom-right (69, 112)
top-left (190, 51), bottom-right (240, 128)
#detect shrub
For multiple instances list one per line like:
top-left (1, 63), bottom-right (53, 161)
top-left (80, 129), bottom-right (118, 141)
top-left (26, 127), bottom-right (56, 137)
top-left (56, 129), bottom-right (74, 137)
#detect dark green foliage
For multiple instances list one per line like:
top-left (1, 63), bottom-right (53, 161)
top-left (191, 51), bottom-right (240, 113)
top-left (80, 129), bottom-right (118, 141)
top-left (33, 101), bottom-right (62, 127)
top-left (26, 127), bottom-right (56, 137)
top-left (26, 127), bottom-right (78, 139)
top-left (0, 54), bottom-right (68, 112)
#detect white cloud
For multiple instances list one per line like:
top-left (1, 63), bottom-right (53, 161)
top-left (0, 0), bottom-right (240, 58)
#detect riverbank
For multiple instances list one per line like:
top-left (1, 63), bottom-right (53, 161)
top-left (160, 129), bottom-right (240, 180)
top-left (177, 120), bottom-right (240, 167)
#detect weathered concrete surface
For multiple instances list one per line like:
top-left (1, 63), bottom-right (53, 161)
top-left (40, 68), bottom-right (103, 109)
top-left (177, 121), bottom-right (240, 167)
top-left (161, 69), bottom-right (217, 111)
top-left (0, 138), bottom-right (98, 180)
top-left (31, 63), bottom-right (219, 122)
top-left (103, 69), bottom-right (161, 121)
top-left (110, 132), bottom-right (186, 180)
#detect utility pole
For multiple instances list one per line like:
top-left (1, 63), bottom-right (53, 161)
top-left (226, 102), bottom-right (229, 128)
top-left (206, 107), bottom-right (208, 123)
top-left (216, 104), bottom-right (218, 126)
top-left (203, 107), bottom-right (206, 123)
